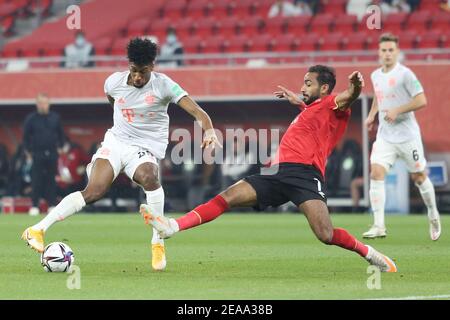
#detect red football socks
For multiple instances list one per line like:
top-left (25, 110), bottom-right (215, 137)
top-left (331, 228), bottom-right (369, 257)
top-left (176, 195), bottom-right (229, 231)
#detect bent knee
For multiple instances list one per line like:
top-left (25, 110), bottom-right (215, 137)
top-left (317, 229), bottom-right (334, 245)
top-left (82, 186), bottom-right (109, 204)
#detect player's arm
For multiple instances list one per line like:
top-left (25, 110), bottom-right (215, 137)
top-left (106, 94), bottom-right (115, 108)
top-left (335, 71), bottom-right (364, 111)
top-left (274, 86), bottom-right (306, 109)
top-left (365, 97), bottom-right (379, 131)
top-left (383, 93), bottom-right (427, 124)
top-left (177, 96), bottom-right (222, 149)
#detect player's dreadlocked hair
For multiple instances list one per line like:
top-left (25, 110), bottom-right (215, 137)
top-left (308, 65), bottom-right (336, 94)
top-left (127, 37), bottom-right (158, 66)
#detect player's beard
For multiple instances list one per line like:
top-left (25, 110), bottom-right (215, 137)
top-left (303, 94), bottom-right (320, 105)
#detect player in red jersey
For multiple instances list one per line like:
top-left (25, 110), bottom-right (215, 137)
top-left (141, 65), bottom-right (397, 272)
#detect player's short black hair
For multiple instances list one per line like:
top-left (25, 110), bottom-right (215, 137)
top-left (127, 37), bottom-right (158, 66)
top-left (308, 65), bottom-right (336, 94)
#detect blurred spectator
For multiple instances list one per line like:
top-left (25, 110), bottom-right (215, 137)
top-left (63, 30), bottom-right (95, 68)
top-left (159, 27), bottom-right (184, 67)
top-left (7, 144), bottom-right (33, 198)
top-left (391, 0), bottom-right (411, 13)
top-left (268, 0), bottom-right (302, 18)
top-left (295, 0), bottom-right (313, 15)
top-left (23, 93), bottom-right (65, 215)
top-left (347, 0), bottom-right (372, 20)
top-left (0, 144), bottom-right (9, 195)
top-left (441, 0), bottom-right (450, 12)
top-left (55, 139), bottom-right (90, 198)
top-left (295, 0), bottom-right (318, 14)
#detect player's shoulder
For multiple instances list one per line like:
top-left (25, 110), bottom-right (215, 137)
top-left (371, 67), bottom-right (383, 78)
top-left (105, 71), bottom-right (128, 87)
top-left (396, 63), bottom-right (416, 76)
top-left (151, 71), bottom-right (174, 83)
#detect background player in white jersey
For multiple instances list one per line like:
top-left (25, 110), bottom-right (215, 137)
top-left (363, 33), bottom-right (441, 240)
top-left (22, 38), bottom-right (221, 270)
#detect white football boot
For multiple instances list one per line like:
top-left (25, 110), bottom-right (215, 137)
top-left (362, 225), bottom-right (387, 239)
top-left (429, 218), bottom-right (441, 241)
top-left (365, 245), bottom-right (397, 272)
top-left (140, 204), bottom-right (179, 239)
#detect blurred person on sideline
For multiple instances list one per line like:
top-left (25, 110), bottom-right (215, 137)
top-left (63, 30), bottom-right (95, 68)
top-left (23, 93), bottom-right (65, 215)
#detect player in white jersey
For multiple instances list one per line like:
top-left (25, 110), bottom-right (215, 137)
top-left (363, 33), bottom-right (441, 240)
top-left (22, 38), bottom-right (221, 270)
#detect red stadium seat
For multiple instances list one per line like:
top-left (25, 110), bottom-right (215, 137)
top-left (342, 32), bottom-right (368, 50)
top-left (182, 36), bottom-right (204, 54)
top-left (297, 33), bottom-right (320, 52)
top-left (272, 33), bottom-right (298, 52)
top-left (174, 17), bottom-right (196, 40)
top-left (419, 0), bottom-right (442, 12)
top-left (365, 30), bottom-right (384, 50)
top-left (320, 0), bottom-right (347, 15)
top-left (397, 31), bottom-right (418, 49)
top-left (209, 1), bottom-right (234, 19)
top-left (111, 38), bottom-right (131, 56)
top-left (309, 14), bottom-right (334, 34)
top-left (248, 34), bottom-right (275, 52)
top-left (381, 12), bottom-right (408, 34)
top-left (239, 16), bottom-right (263, 36)
top-left (91, 37), bottom-right (113, 56)
top-left (285, 16), bottom-right (312, 37)
top-left (225, 35), bottom-right (251, 53)
top-left (202, 36), bottom-right (227, 53)
top-left (149, 18), bottom-right (176, 41)
top-left (215, 16), bottom-right (240, 38)
top-left (319, 33), bottom-right (344, 51)
top-left (126, 18), bottom-right (151, 37)
top-left (161, 0), bottom-right (187, 20)
top-left (191, 17), bottom-right (216, 38)
top-left (250, 0), bottom-right (273, 17)
top-left (333, 14), bottom-right (357, 34)
top-left (416, 30), bottom-right (443, 48)
top-left (264, 16), bottom-right (288, 36)
top-left (430, 11), bottom-right (450, 31)
top-left (185, 0), bottom-right (209, 19)
top-left (405, 11), bottom-right (431, 33)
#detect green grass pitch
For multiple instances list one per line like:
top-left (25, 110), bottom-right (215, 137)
top-left (0, 213), bottom-right (449, 300)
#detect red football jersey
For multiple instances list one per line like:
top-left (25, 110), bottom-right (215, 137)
top-left (273, 95), bottom-right (351, 178)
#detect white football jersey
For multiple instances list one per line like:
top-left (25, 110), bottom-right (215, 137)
top-left (371, 63), bottom-right (424, 143)
top-left (104, 71), bottom-right (188, 159)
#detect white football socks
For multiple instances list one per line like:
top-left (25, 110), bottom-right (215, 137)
top-left (369, 179), bottom-right (386, 228)
top-left (416, 177), bottom-right (439, 220)
top-left (145, 186), bottom-right (165, 245)
top-left (33, 191), bottom-right (86, 232)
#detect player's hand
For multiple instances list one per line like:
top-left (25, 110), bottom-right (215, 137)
top-left (365, 115), bottom-right (376, 131)
top-left (274, 85), bottom-right (304, 106)
top-left (349, 71), bottom-right (365, 88)
top-left (201, 129), bottom-right (222, 149)
top-left (383, 109), bottom-right (399, 124)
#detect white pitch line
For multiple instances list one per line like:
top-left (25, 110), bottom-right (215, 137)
top-left (367, 294), bottom-right (450, 300)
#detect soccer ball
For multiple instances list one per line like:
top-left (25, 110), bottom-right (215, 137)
top-left (40, 242), bottom-right (75, 272)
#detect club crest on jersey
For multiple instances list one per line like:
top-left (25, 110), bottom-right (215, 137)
top-left (145, 94), bottom-right (155, 105)
top-left (117, 97), bottom-right (125, 105)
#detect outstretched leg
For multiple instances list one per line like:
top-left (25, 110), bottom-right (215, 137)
top-left (299, 199), bottom-right (397, 272)
top-left (140, 179), bottom-right (257, 238)
top-left (22, 159), bottom-right (114, 253)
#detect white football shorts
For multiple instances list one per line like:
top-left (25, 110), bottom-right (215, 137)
top-left (86, 131), bottom-right (158, 181)
top-left (370, 136), bottom-right (427, 173)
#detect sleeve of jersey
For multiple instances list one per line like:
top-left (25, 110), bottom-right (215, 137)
top-left (163, 76), bottom-right (188, 104)
top-left (104, 73), bottom-right (117, 95)
top-left (328, 95), bottom-right (339, 110)
top-left (404, 69), bottom-right (424, 98)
